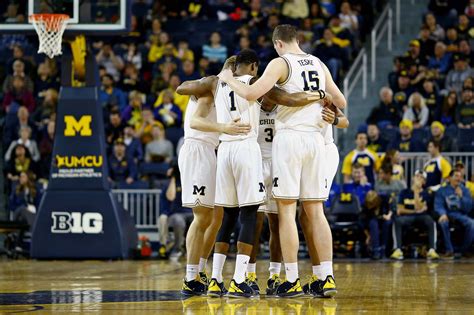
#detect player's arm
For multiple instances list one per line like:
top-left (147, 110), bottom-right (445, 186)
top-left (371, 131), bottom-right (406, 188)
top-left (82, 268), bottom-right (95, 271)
top-left (176, 76), bottom-right (217, 97)
top-left (218, 58), bottom-right (288, 101)
top-left (263, 85), bottom-right (330, 107)
top-left (190, 96), bottom-right (251, 135)
top-left (321, 62), bottom-right (347, 109)
top-left (322, 107), bottom-right (350, 128)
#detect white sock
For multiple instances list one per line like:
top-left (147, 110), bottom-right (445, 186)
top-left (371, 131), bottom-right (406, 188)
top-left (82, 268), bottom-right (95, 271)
top-left (233, 254), bottom-right (250, 284)
top-left (186, 264), bottom-right (199, 281)
top-left (312, 265), bottom-right (323, 279)
top-left (269, 262), bottom-right (281, 278)
top-left (320, 261), bottom-right (333, 279)
top-left (198, 258), bottom-right (207, 273)
top-left (247, 263), bottom-right (256, 274)
top-left (211, 253), bottom-right (226, 283)
top-left (284, 262), bottom-right (298, 283)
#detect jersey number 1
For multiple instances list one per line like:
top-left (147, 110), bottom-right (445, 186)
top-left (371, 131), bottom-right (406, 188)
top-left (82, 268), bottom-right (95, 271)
top-left (229, 91), bottom-right (236, 111)
top-left (301, 71), bottom-right (319, 91)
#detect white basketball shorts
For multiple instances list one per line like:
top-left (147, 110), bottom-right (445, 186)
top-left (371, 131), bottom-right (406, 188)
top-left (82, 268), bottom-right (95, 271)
top-left (178, 139), bottom-right (216, 209)
top-left (322, 142), bottom-right (340, 197)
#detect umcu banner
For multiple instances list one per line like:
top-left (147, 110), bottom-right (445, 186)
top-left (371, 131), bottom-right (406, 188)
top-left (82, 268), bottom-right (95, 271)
top-left (31, 87), bottom-right (137, 259)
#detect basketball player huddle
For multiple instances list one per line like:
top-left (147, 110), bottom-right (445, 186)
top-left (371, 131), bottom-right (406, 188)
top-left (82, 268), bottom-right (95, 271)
top-left (177, 25), bottom-right (348, 299)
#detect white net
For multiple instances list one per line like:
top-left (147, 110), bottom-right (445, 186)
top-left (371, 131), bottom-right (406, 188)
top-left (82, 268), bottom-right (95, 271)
top-left (30, 14), bottom-right (69, 59)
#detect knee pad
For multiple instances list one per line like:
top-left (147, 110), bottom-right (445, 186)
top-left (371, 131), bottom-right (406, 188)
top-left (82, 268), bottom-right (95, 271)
top-left (237, 205), bottom-right (259, 245)
top-left (216, 207), bottom-right (239, 244)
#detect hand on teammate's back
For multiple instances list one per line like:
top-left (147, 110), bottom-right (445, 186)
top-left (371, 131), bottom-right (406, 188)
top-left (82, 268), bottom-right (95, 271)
top-left (322, 107), bottom-right (336, 124)
top-left (218, 69), bottom-right (233, 82)
top-left (223, 118), bottom-right (251, 135)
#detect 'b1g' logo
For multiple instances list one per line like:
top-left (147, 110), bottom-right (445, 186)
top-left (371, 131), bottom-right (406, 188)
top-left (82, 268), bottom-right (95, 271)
top-left (51, 212), bottom-right (103, 234)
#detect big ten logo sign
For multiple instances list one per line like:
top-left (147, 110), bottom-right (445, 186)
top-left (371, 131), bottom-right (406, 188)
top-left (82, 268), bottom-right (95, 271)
top-left (64, 115), bottom-right (92, 136)
top-left (51, 212), bottom-right (103, 234)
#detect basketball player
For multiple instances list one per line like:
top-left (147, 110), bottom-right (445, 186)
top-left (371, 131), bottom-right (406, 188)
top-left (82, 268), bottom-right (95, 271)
top-left (300, 106), bottom-right (349, 297)
top-left (177, 49), bottom-right (331, 298)
top-left (218, 25), bottom-right (347, 297)
top-left (178, 56), bottom-right (252, 296)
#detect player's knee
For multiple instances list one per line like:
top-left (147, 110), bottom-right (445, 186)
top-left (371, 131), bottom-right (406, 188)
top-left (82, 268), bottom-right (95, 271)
top-left (237, 205), bottom-right (258, 244)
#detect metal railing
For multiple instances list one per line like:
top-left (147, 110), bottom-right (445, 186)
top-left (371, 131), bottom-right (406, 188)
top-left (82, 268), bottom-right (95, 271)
top-left (371, 4), bottom-right (393, 82)
top-left (112, 189), bottom-right (161, 229)
top-left (343, 48), bottom-right (368, 102)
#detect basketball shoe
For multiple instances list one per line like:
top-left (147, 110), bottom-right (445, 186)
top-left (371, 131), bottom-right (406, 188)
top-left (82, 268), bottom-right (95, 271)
top-left (181, 276), bottom-right (207, 296)
top-left (227, 279), bottom-right (257, 298)
top-left (265, 274), bottom-right (281, 296)
top-left (245, 272), bottom-right (260, 294)
top-left (276, 278), bottom-right (304, 297)
top-left (207, 278), bottom-right (227, 297)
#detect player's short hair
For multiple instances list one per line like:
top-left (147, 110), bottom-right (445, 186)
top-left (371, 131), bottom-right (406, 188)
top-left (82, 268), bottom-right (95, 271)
top-left (236, 49), bottom-right (259, 66)
top-left (223, 55), bottom-right (237, 70)
top-left (272, 24), bottom-right (298, 43)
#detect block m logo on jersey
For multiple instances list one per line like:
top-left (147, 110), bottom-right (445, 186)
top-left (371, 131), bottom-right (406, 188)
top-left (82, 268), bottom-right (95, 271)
top-left (51, 212), bottom-right (103, 234)
top-left (193, 185), bottom-right (206, 196)
top-left (64, 115), bottom-right (92, 136)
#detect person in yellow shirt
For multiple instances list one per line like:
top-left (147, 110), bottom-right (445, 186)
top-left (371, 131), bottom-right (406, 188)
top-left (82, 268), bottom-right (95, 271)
top-left (154, 74), bottom-right (190, 113)
top-left (342, 132), bottom-right (380, 185)
top-left (148, 32), bottom-right (177, 63)
top-left (177, 41), bottom-right (194, 62)
top-left (134, 107), bottom-right (165, 145)
top-left (454, 161), bottom-right (474, 198)
top-left (423, 140), bottom-right (452, 191)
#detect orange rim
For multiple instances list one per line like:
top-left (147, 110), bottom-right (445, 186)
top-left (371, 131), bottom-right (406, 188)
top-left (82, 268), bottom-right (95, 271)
top-left (29, 14), bottom-right (69, 31)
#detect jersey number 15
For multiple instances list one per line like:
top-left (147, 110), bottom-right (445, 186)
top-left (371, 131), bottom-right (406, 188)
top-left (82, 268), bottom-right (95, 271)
top-left (301, 70), bottom-right (319, 91)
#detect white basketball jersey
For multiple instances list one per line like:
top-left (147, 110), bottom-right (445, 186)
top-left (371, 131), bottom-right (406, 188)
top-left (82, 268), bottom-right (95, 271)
top-left (276, 53), bottom-right (327, 132)
top-left (257, 107), bottom-right (276, 160)
top-left (215, 75), bottom-right (260, 142)
top-left (184, 95), bottom-right (219, 147)
top-left (322, 124), bottom-right (334, 145)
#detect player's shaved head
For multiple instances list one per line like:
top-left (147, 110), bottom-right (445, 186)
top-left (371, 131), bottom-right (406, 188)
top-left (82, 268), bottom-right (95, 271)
top-left (272, 24), bottom-right (298, 43)
top-left (236, 49), bottom-right (259, 66)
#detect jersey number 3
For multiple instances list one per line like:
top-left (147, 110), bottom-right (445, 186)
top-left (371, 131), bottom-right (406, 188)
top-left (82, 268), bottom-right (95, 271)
top-left (264, 128), bottom-right (273, 142)
top-left (301, 70), bottom-right (319, 91)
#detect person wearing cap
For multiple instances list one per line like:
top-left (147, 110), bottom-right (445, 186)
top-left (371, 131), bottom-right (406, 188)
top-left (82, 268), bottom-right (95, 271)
top-left (445, 53), bottom-right (474, 95)
top-left (406, 39), bottom-right (428, 67)
top-left (454, 161), bottom-right (474, 198)
top-left (393, 70), bottom-right (415, 111)
top-left (456, 86), bottom-right (474, 129)
top-left (108, 138), bottom-right (138, 188)
top-left (403, 92), bottom-right (429, 129)
top-left (391, 171), bottom-right (440, 260)
top-left (389, 119), bottom-right (425, 152)
top-left (366, 87), bottom-right (401, 126)
top-left (342, 132), bottom-right (380, 185)
top-left (435, 169), bottom-right (474, 258)
top-left (423, 140), bottom-right (452, 191)
top-left (430, 121), bottom-right (457, 152)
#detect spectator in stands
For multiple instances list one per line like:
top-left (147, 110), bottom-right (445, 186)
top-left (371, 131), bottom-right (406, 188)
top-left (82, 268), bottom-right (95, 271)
top-left (454, 161), bottom-right (474, 198)
top-left (458, 40), bottom-right (473, 67)
top-left (98, 74), bottom-right (127, 112)
top-left (38, 120), bottom-right (55, 178)
top-left (381, 149), bottom-right (405, 181)
top-left (177, 40), bottom-right (194, 63)
top-left (148, 18), bottom-right (162, 39)
top-left (202, 32), bottom-right (228, 70)
top-left (96, 43), bottom-right (125, 82)
top-left (33, 88), bottom-right (58, 129)
top-left (437, 91), bottom-right (458, 126)
top-left (135, 107), bottom-right (163, 145)
top-left (360, 190), bottom-right (392, 259)
top-left (407, 40), bottom-right (428, 67)
top-left (403, 92), bottom-right (429, 129)
top-left (428, 42), bottom-right (451, 78)
top-left (4, 106), bottom-right (36, 149)
top-left (338, 1), bottom-right (358, 35)
top-left (123, 125), bottom-right (143, 163)
top-left (6, 45), bottom-right (33, 76)
top-left (2, 59), bottom-right (34, 94)
top-left (34, 62), bottom-right (59, 102)
top-left (145, 125), bottom-right (174, 163)
top-left (456, 86), bottom-right (474, 128)
top-left (179, 59), bottom-right (200, 82)
top-left (393, 70), bottom-right (414, 111)
top-left (425, 12), bottom-right (445, 41)
top-left (342, 163), bottom-right (373, 205)
top-left (122, 91), bottom-right (144, 126)
top-left (119, 64), bottom-right (145, 93)
top-left (197, 57), bottom-right (211, 77)
top-left (430, 121), bottom-right (457, 152)
top-left (3, 76), bottom-right (35, 113)
top-left (157, 165), bottom-right (193, 258)
top-left (389, 119), bottom-right (424, 152)
top-left (444, 27), bottom-right (459, 53)
top-left (366, 87), bottom-right (401, 126)
top-left (367, 124), bottom-right (388, 153)
top-left (154, 74), bottom-right (189, 113)
top-left (391, 172), bottom-right (440, 260)
top-left (342, 132), bottom-right (380, 185)
top-left (445, 54), bottom-right (473, 95)
top-left (313, 28), bottom-right (345, 82)
top-left (5, 126), bottom-right (40, 162)
top-left (282, 0), bottom-right (309, 20)
top-left (108, 138), bottom-right (138, 188)
top-left (148, 32), bottom-right (171, 63)
top-left (157, 43), bottom-right (181, 68)
top-left (5, 144), bottom-right (36, 183)
top-left (235, 36), bottom-right (252, 55)
top-left (9, 171), bottom-right (41, 229)
top-left (375, 163), bottom-right (406, 201)
top-left (456, 14), bottom-right (471, 41)
top-left (435, 169), bottom-right (474, 258)
top-left (106, 109), bottom-right (125, 147)
top-left (153, 90), bottom-right (183, 128)
top-left (122, 43), bottom-right (142, 71)
top-left (424, 140), bottom-right (452, 191)
top-left (418, 25), bottom-right (436, 60)
top-left (421, 79), bottom-right (441, 123)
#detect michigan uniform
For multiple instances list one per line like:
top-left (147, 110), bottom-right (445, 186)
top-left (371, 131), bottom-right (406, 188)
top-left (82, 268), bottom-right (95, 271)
top-left (322, 124), bottom-right (339, 197)
top-left (257, 107), bottom-right (277, 214)
top-left (424, 156), bottom-right (452, 190)
top-left (215, 75), bottom-right (265, 207)
top-left (342, 148), bottom-right (380, 185)
top-left (272, 53), bottom-right (327, 200)
top-left (178, 96), bottom-right (219, 208)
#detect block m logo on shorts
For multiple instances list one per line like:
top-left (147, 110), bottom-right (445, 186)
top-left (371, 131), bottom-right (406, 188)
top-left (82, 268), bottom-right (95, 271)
top-left (259, 182), bottom-right (265, 192)
top-left (193, 185), bottom-right (206, 196)
top-left (272, 177), bottom-right (279, 187)
top-left (64, 115), bottom-right (92, 136)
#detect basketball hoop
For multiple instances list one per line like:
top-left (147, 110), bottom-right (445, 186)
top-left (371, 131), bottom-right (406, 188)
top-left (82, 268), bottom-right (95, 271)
top-left (29, 14), bottom-right (69, 59)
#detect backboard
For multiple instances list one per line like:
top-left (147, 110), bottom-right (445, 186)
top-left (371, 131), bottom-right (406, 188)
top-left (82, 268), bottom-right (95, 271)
top-left (0, 0), bottom-right (130, 33)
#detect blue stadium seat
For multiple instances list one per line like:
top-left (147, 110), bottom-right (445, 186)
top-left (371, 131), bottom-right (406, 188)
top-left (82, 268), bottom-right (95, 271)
top-left (381, 127), bottom-right (398, 143)
top-left (458, 128), bottom-right (474, 152)
top-left (412, 127), bottom-right (430, 145)
top-left (329, 193), bottom-right (361, 227)
top-left (139, 162), bottom-right (170, 177)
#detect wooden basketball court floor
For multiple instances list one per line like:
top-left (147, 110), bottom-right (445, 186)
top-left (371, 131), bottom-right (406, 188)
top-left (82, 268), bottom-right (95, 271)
top-left (0, 259), bottom-right (473, 314)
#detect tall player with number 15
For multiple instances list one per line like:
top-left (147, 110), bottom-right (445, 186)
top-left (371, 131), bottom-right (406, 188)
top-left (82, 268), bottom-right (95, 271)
top-left (218, 24), bottom-right (347, 297)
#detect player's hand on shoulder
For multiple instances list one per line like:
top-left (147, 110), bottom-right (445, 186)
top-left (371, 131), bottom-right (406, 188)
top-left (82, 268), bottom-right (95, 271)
top-left (222, 118), bottom-right (251, 135)
top-left (218, 68), bottom-right (233, 82)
